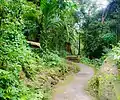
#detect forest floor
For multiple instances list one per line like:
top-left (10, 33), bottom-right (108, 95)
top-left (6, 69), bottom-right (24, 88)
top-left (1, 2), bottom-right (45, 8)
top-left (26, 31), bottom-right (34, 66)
top-left (52, 63), bottom-right (95, 100)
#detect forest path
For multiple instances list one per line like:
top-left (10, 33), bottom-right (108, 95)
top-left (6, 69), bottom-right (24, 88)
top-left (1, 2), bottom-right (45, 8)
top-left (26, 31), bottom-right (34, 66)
top-left (52, 63), bottom-right (94, 100)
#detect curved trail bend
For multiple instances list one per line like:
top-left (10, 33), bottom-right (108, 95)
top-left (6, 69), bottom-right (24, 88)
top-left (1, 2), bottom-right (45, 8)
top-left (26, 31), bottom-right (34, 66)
top-left (53, 63), bottom-right (94, 100)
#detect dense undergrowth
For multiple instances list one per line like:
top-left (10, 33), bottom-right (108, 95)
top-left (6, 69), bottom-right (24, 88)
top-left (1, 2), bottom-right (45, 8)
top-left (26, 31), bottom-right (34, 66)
top-left (0, 22), bottom-right (80, 99)
top-left (0, 29), bottom-right (80, 100)
top-left (1, 0), bottom-right (120, 100)
top-left (0, 0), bottom-right (80, 100)
top-left (87, 44), bottom-right (120, 100)
top-left (80, 56), bottom-right (105, 70)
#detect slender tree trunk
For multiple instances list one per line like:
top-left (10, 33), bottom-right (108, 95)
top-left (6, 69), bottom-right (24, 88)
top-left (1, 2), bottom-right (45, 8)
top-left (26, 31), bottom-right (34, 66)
top-left (78, 33), bottom-right (80, 55)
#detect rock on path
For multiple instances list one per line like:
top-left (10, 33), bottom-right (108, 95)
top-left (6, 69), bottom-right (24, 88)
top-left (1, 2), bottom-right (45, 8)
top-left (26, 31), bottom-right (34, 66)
top-left (53, 63), bottom-right (94, 100)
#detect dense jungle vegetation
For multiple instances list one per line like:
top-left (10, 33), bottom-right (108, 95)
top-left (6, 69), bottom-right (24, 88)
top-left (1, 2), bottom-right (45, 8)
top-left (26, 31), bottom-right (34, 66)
top-left (0, 0), bottom-right (120, 100)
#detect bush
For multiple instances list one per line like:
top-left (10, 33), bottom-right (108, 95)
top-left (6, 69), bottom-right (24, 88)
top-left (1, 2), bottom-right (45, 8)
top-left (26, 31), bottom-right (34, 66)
top-left (0, 0), bottom-right (80, 100)
top-left (80, 56), bottom-right (104, 69)
top-left (0, 69), bottom-right (29, 100)
top-left (42, 51), bottom-right (65, 67)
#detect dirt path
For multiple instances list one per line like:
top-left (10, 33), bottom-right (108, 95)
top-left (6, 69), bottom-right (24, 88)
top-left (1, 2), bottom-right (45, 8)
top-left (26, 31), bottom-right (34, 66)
top-left (52, 63), bottom-right (94, 100)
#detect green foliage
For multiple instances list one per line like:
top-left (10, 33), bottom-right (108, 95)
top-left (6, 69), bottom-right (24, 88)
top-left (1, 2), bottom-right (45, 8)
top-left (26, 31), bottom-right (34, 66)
top-left (0, 0), bottom-right (47, 99)
top-left (39, 0), bottom-right (78, 53)
top-left (80, 1), bottom-right (120, 99)
top-left (79, 0), bottom-right (119, 58)
top-left (0, 1), bottom-right (80, 100)
top-left (102, 32), bottom-right (117, 47)
top-left (88, 75), bottom-right (99, 98)
top-left (88, 74), bottom-right (118, 100)
top-left (80, 56), bottom-right (105, 69)
top-left (22, 2), bottom-right (42, 41)
top-left (108, 43), bottom-right (120, 69)
top-left (1, 22), bottom-right (26, 66)
top-left (0, 21), bottom-right (43, 78)
top-left (42, 51), bottom-right (64, 67)
top-left (82, 19), bottom-right (117, 58)
top-left (40, 51), bottom-right (71, 74)
top-left (0, 69), bottom-right (29, 100)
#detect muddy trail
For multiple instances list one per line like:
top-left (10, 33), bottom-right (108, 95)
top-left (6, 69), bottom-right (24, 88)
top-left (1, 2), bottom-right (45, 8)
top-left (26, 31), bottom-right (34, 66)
top-left (53, 63), bottom-right (94, 100)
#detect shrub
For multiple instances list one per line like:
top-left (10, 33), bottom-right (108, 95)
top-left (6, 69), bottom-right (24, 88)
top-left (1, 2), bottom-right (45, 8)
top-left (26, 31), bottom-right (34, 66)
top-left (0, 69), bottom-right (29, 100)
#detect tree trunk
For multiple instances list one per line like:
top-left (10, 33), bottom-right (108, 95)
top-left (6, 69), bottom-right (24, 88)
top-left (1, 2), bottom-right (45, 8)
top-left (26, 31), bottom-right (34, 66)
top-left (78, 33), bottom-right (80, 55)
